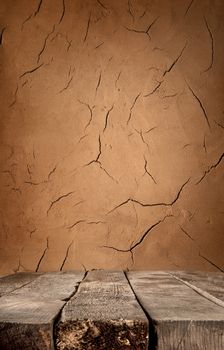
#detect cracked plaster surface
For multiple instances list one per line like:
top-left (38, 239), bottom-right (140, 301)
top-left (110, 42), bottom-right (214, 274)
top-left (0, 0), bottom-right (223, 274)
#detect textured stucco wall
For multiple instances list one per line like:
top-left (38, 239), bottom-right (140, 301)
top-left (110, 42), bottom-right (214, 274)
top-left (0, 0), bottom-right (223, 274)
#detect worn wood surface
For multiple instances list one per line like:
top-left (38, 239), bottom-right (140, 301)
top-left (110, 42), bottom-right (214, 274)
top-left (127, 271), bottom-right (224, 350)
top-left (0, 272), bottom-right (40, 297)
top-left (9, 271), bottom-right (85, 301)
top-left (0, 270), bottom-right (224, 349)
top-left (171, 271), bottom-right (224, 307)
top-left (55, 270), bottom-right (148, 350)
top-left (0, 272), bottom-right (84, 350)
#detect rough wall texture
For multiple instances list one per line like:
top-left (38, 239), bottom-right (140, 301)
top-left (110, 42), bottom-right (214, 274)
top-left (0, 0), bottom-right (223, 275)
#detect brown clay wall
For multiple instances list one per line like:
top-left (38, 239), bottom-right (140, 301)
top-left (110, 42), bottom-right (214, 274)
top-left (0, 0), bottom-right (223, 274)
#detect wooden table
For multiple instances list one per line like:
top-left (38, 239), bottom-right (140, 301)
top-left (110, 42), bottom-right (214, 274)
top-left (0, 271), bottom-right (223, 349)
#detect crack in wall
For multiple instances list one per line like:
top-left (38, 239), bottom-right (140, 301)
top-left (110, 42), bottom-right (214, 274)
top-left (67, 219), bottom-right (105, 231)
top-left (29, 228), bottom-right (37, 238)
top-left (67, 220), bottom-right (85, 230)
top-left (77, 134), bottom-right (88, 145)
top-left (139, 8), bottom-right (147, 20)
top-left (84, 135), bottom-right (117, 182)
top-left (134, 129), bottom-right (150, 150)
top-left (199, 252), bottom-right (224, 273)
top-left (78, 99), bottom-right (94, 131)
top-left (15, 256), bottom-right (26, 273)
top-left (84, 12), bottom-right (91, 42)
top-left (9, 84), bottom-right (19, 107)
top-left (95, 71), bottom-right (102, 95)
top-left (25, 181), bottom-right (42, 186)
top-left (0, 27), bottom-right (6, 45)
top-left (107, 178), bottom-right (190, 214)
top-left (48, 164), bottom-right (57, 180)
top-left (196, 152), bottom-right (223, 184)
top-left (145, 42), bottom-right (186, 98)
top-left (59, 76), bottom-right (73, 93)
top-left (144, 81), bottom-right (162, 97)
top-left (73, 200), bottom-right (84, 208)
top-left (163, 42), bottom-right (187, 77)
top-left (37, 25), bottom-right (55, 63)
top-left (24, 163), bottom-right (58, 186)
top-left (143, 156), bottom-right (157, 184)
top-left (58, 0), bottom-right (66, 25)
top-left (87, 221), bottom-right (106, 225)
top-left (115, 71), bottom-right (122, 88)
top-left (95, 42), bottom-right (104, 49)
top-left (22, 14), bottom-right (33, 29)
top-left (127, 93), bottom-right (141, 124)
top-left (86, 135), bottom-right (102, 165)
top-left (103, 105), bottom-right (114, 132)
top-left (162, 92), bottom-right (178, 99)
top-left (203, 17), bottom-right (214, 73)
top-left (203, 136), bottom-right (207, 154)
top-left (19, 63), bottom-right (44, 79)
top-left (131, 215), bottom-right (173, 251)
top-left (96, 0), bottom-right (108, 10)
top-left (47, 191), bottom-right (74, 215)
top-left (180, 226), bottom-right (194, 241)
top-left (21, 0), bottom-right (43, 28)
top-left (184, 0), bottom-right (194, 17)
top-left (60, 240), bottom-right (74, 271)
top-left (34, 0), bottom-right (43, 17)
top-left (102, 214), bottom-right (172, 254)
top-left (35, 237), bottom-right (49, 272)
top-left (186, 81), bottom-right (211, 130)
top-left (125, 17), bottom-right (158, 39)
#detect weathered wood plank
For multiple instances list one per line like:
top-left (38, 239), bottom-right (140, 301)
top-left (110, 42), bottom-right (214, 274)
top-left (0, 272), bottom-right (41, 297)
top-left (0, 296), bottom-right (64, 350)
top-left (127, 271), bottom-right (224, 350)
top-left (55, 270), bottom-right (148, 350)
top-left (10, 271), bottom-right (85, 301)
top-left (0, 271), bottom-right (85, 350)
top-left (171, 271), bottom-right (224, 307)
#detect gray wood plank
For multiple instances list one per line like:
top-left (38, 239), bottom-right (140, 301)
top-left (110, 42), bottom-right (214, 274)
top-left (0, 271), bottom-right (85, 350)
top-left (55, 270), bottom-right (148, 350)
top-left (127, 271), bottom-right (224, 350)
top-left (10, 271), bottom-right (85, 301)
top-left (0, 296), bottom-right (64, 350)
top-left (0, 272), bottom-right (41, 297)
top-left (171, 271), bottom-right (224, 307)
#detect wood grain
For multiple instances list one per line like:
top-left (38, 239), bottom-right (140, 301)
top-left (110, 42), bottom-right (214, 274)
top-left (127, 271), bottom-right (224, 350)
top-left (0, 272), bottom-right (84, 350)
top-left (0, 272), bottom-right (41, 297)
top-left (171, 271), bottom-right (224, 307)
top-left (55, 270), bottom-right (148, 350)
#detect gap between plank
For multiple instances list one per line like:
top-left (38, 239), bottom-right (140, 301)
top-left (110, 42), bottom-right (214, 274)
top-left (52, 270), bottom-right (88, 350)
top-left (124, 271), bottom-right (157, 350)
